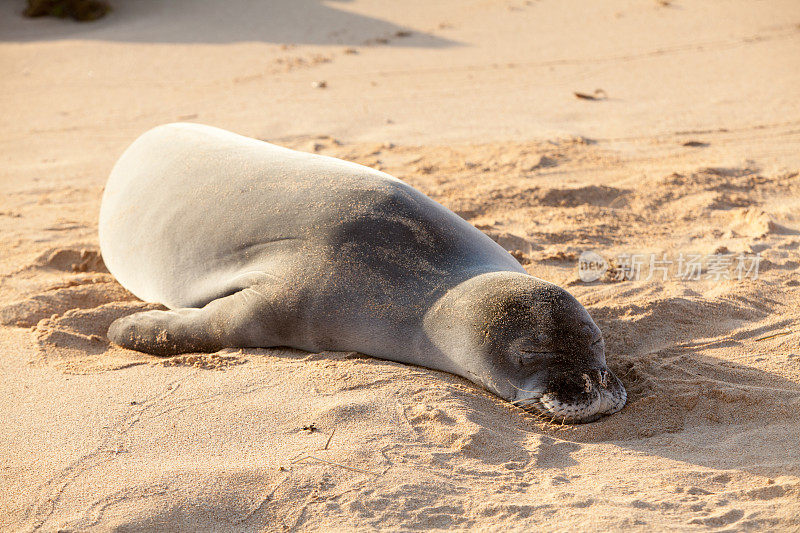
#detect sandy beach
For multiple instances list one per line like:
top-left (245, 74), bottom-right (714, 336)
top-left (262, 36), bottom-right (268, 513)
top-left (2, 0), bottom-right (800, 530)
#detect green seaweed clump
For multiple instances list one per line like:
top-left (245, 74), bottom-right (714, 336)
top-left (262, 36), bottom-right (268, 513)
top-left (24, 0), bottom-right (110, 21)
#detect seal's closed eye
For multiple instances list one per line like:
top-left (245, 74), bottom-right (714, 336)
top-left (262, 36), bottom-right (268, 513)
top-left (509, 338), bottom-right (553, 365)
top-left (510, 337), bottom-right (541, 351)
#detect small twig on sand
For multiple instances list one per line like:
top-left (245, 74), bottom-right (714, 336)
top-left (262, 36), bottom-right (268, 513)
top-left (574, 89), bottom-right (608, 101)
top-left (291, 455), bottom-right (380, 476)
top-left (754, 330), bottom-right (792, 342)
top-left (323, 428), bottom-right (336, 450)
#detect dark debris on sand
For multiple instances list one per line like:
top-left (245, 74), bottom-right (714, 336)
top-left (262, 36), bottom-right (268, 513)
top-left (23, 0), bottom-right (110, 22)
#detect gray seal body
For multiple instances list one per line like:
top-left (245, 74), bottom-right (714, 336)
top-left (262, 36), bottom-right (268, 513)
top-left (100, 123), bottom-right (626, 423)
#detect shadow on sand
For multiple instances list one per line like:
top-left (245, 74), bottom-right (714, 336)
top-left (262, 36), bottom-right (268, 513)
top-left (0, 0), bottom-right (459, 47)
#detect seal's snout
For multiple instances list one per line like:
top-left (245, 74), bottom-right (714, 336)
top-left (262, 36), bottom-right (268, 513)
top-left (516, 366), bottom-right (627, 424)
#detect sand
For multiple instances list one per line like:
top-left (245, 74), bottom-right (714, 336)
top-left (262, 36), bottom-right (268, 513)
top-left (2, 0), bottom-right (800, 530)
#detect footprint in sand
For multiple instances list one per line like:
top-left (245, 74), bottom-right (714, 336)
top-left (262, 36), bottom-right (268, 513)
top-left (0, 280), bottom-right (135, 328)
top-left (729, 207), bottom-right (798, 239)
top-left (536, 185), bottom-right (628, 208)
top-left (0, 246), bottom-right (130, 328)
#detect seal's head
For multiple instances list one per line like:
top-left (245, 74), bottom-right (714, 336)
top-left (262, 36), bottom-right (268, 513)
top-left (425, 272), bottom-right (626, 423)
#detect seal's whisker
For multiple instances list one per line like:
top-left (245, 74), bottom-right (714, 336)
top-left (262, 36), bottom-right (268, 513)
top-left (506, 379), bottom-right (544, 394)
top-left (533, 411), bottom-right (550, 423)
top-left (512, 399), bottom-right (553, 423)
top-left (509, 395), bottom-right (543, 405)
top-left (530, 411), bottom-right (549, 422)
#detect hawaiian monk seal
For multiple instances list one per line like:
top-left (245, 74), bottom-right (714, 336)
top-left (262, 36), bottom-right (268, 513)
top-left (99, 123), bottom-right (626, 423)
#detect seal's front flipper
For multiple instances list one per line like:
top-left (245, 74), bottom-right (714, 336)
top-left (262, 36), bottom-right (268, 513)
top-left (108, 288), bottom-right (271, 356)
